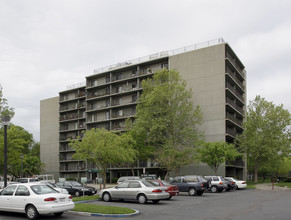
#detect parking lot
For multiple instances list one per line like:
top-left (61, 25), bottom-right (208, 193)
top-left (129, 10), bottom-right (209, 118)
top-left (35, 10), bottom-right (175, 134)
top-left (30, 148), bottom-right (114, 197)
top-left (0, 188), bottom-right (290, 220)
top-left (85, 188), bottom-right (291, 220)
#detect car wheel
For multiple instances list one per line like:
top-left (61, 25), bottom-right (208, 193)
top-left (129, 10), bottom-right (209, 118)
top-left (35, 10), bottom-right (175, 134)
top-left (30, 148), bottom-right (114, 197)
top-left (54, 212), bottom-right (64, 217)
top-left (74, 190), bottom-right (80, 197)
top-left (211, 186), bottom-right (218, 193)
top-left (188, 187), bottom-right (197, 196)
top-left (102, 192), bottom-right (112, 202)
top-left (26, 205), bottom-right (39, 220)
top-left (152, 200), bottom-right (160, 204)
top-left (138, 194), bottom-right (148, 204)
top-left (233, 184), bottom-right (238, 190)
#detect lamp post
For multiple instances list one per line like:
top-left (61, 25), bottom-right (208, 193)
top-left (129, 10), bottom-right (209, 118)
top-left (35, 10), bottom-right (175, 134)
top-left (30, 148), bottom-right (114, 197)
top-left (2, 115), bottom-right (10, 188)
top-left (21, 154), bottom-right (23, 178)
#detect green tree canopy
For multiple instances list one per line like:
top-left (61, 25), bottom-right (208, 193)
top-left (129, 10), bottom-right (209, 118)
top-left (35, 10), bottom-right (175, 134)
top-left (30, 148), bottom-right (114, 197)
top-left (132, 69), bottom-right (203, 178)
top-left (196, 141), bottom-right (241, 175)
top-left (70, 128), bottom-right (136, 187)
top-left (236, 96), bottom-right (291, 183)
top-left (0, 124), bottom-right (42, 178)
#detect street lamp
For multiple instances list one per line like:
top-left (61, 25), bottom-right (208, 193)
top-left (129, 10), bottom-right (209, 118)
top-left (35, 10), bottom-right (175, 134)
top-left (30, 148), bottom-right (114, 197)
top-left (21, 154), bottom-right (23, 178)
top-left (2, 115), bottom-right (10, 188)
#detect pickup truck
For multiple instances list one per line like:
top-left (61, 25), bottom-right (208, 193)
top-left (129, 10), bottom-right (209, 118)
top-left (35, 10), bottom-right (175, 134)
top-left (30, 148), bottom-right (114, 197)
top-left (170, 175), bottom-right (207, 196)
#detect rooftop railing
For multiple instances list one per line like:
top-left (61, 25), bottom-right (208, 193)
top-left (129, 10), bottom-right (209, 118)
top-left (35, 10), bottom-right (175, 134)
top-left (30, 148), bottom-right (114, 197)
top-left (92, 38), bottom-right (225, 75)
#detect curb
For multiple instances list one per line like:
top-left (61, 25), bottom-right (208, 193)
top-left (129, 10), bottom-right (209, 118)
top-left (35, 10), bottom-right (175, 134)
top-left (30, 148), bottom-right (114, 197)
top-left (71, 200), bottom-right (140, 217)
top-left (69, 209), bottom-right (140, 218)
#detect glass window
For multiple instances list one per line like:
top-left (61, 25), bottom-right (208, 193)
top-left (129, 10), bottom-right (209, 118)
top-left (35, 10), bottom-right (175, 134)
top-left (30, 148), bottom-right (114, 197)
top-left (186, 176), bottom-right (199, 182)
top-left (117, 182), bottom-right (129, 188)
top-left (173, 177), bottom-right (181, 183)
top-left (147, 181), bottom-right (160, 186)
top-left (213, 177), bottom-right (219, 181)
top-left (128, 181), bottom-right (141, 188)
top-left (143, 181), bottom-right (155, 187)
top-left (1, 185), bottom-right (17, 196)
top-left (15, 185), bottom-right (30, 196)
top-left (31, 185), bottom-right (58, 195)
top-left (160, 180), bottom-right (170, 186)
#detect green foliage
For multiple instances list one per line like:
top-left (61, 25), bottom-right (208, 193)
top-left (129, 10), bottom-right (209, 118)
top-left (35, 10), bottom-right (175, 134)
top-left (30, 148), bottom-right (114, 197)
top-left (132, 69), bottom-right (203, 177)
top-left (70, 128), bottom-right (136, 187)
top-left (0, 124), bottom-right (42, 177)
top-left (196, 141), bottom-right (241, 175)
top-left (236, 95), bottom-right (291, 183)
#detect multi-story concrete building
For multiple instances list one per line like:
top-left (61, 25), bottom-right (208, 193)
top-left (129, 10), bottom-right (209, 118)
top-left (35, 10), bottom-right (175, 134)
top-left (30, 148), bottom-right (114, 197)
top-left (40, 38), bottom-right (246, 181)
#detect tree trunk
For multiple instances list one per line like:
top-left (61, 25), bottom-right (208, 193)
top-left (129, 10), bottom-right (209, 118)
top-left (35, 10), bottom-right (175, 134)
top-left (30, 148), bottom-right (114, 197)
top-left (131, 167), bottom-right (135, 176)
top-left (254, 165), bottom-right (259, 183)
top-left (164, 171), bottom-right (169, 181)
top-left (102, 169), bottom-right (107, 189)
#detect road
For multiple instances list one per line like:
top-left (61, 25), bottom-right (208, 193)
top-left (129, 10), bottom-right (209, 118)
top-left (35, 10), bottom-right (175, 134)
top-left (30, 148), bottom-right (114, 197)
top-left (0, 188), bottom-right (290, 220)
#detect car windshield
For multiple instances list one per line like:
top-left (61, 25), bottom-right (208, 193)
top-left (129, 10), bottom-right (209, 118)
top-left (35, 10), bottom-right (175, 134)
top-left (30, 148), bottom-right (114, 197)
top-left (45, 182), bottom-right (57, 188)
top-left (70, 181), bottom-right (82, 187)
top-left (160, 180), bottom-right (170, 186)
top-left (31, 185), bottom-right (59, 195)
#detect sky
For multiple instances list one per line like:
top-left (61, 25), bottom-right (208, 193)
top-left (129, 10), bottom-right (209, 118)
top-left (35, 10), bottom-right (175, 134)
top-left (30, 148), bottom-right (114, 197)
top-left (1, 0), bottom-right (291, 141)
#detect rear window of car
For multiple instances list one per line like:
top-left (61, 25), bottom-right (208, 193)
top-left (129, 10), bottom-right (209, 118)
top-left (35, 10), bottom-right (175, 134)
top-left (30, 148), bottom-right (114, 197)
top-left (143, 181), bottom-right (155, 187)
top-left (31, 185), bottom-right (59, 195)
top-left (186, 176), bottom-right (199, 182)
top-left (160, 180), bottom-right (170, 186)
top-left (147, 181), bottom-right (160, 186)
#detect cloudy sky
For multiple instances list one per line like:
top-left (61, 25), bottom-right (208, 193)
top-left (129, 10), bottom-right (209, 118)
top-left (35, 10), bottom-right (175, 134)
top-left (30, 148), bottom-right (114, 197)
top-left (1, 0), bottom-right (291, 141)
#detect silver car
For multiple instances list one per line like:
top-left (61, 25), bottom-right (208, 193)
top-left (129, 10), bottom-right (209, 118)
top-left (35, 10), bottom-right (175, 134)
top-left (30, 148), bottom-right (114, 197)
top-left (99, 180), bottom-right (169, 204)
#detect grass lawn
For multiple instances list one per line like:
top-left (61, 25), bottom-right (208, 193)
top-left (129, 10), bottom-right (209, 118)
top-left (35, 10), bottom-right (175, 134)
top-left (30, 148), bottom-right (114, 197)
top-left (73, 195), bottom-right (100, 202)
top-left (275, 182), bottom-right (291, 188)
top-left (246, 183), bottom-right (256, 189)
top-left (73, 203), bottom-right (136, 214)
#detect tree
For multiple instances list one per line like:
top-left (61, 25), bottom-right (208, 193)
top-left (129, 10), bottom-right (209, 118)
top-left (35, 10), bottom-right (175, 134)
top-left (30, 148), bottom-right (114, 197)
top-left (0, 84), bottom-right (14, 119)
top-left (69, 128), bottom-right (136, 187)
top-left (0, 124), bottom-right (42, 178)
top-left (236, 96), bottom-right (291, 183)
top-left (196, 141), bottom-right (241, 175)
top-left (132, 69), bottom-right (203, 178)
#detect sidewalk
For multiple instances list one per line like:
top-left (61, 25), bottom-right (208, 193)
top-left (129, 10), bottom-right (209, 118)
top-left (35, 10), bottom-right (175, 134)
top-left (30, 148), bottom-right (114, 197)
top-left (255, 183), bottom-right (290, 191)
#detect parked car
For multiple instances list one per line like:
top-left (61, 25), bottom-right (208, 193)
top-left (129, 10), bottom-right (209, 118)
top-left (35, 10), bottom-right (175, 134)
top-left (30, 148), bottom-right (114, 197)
top-left (56, 181), bottom-right (96, 197)
top-left (170, 175), bottom-right (207, 196)
top-left (204, 176), bottom-right (228, 193)
top-left (117, 176), bottom-right (140, 184)
top-left (17, 178), bottom-right (39, 183)
top-left (0, 182), bottom-right (74, 220)
top-left (224, 179), bottom-right (236, 191)
top-left (224, 177), bottom-right (247, 189)
top-left (99, 180), bottom-right (170, 204)
top-left (147, 179), bottom-right (179, 199)
top-left (39, 181), bottom-right (69, 194)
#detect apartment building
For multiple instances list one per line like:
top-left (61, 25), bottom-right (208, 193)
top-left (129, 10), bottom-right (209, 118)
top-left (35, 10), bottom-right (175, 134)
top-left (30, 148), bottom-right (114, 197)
top-left (40, 38), bottom-right (246, 181)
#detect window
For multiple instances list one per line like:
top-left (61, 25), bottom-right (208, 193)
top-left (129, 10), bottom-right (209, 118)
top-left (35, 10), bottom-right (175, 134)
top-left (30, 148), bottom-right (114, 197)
top-left (161, 63), bottom-right (169, 69)
top-left (118, 110), bottom-right (123, 117)
top-left (128, 181), bottom-right (141, 188)
top-left (91, 80), bottom-right (98, 87)
top-left (173, 177), bottom-right (181, 183)
top-left (118, 182), bottom-right (129, 188)
top-left (15, 185), bottom-right (30, 196)
top-left (132, 95), bottom-right (137, 102)
top-left (106, 76), bottom-right (110, 83)
top-left (105, 112), bottom-right (110, 119)
top-left (116, 73), bottom-right (122, 80)
top-left (106, 99), bottom-right (110, 107)
top-left (1, 185), bottom-right (17, 196)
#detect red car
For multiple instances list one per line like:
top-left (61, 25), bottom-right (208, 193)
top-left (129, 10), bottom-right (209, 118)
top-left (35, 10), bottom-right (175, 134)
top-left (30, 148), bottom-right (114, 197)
top-left (148, 180), bottom-right (179, 199)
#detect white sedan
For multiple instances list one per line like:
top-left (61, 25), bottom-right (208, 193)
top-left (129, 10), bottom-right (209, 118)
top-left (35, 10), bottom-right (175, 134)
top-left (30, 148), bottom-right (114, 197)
top-left (225, 177), bottom-right (247, 189)
top-left (0, 182), bottom-right (74, 220)
top-left (99, 180), bottom-right (170, 204)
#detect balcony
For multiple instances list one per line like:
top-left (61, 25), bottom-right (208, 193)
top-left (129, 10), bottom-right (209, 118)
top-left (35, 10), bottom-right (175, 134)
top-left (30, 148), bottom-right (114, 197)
top-left (226, 112), bottom-right (243, 127)
top-left (226, 68), bottom-right (245, 90)
top-left (225, 52), bottom-right (245, 78)
top-left (225, 82), bottom-right (245, 103)
top-left (226, 97), bottom-right (244, 116)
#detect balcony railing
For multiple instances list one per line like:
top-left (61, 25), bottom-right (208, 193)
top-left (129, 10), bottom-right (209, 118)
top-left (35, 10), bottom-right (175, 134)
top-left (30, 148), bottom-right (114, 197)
top-left (226, 112), bottom-right (243, 127)
top-left (225, 52), bottom-right (245, 78)
top-left (225, 82), bottom-right (245, 102)
top-left (226, 68), bottom-right (245, 90)
top-left (226, 98), bottom-right (244, 115)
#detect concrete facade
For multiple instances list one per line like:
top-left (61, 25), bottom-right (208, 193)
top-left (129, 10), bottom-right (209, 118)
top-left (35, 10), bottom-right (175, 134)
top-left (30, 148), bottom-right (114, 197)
top-left (40, 97), bottom-right (60, 180)
top-left (40, 39), bottom-right (246, 181)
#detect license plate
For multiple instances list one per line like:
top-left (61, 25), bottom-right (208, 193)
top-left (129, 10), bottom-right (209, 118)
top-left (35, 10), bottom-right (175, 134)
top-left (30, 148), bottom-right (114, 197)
top-left (59, 198), bottom-right (65, 202)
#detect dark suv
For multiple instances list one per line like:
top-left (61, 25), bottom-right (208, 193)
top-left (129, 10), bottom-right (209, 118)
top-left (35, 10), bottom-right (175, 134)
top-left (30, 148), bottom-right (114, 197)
top-left (170, 175), bottom-right (207, 196)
